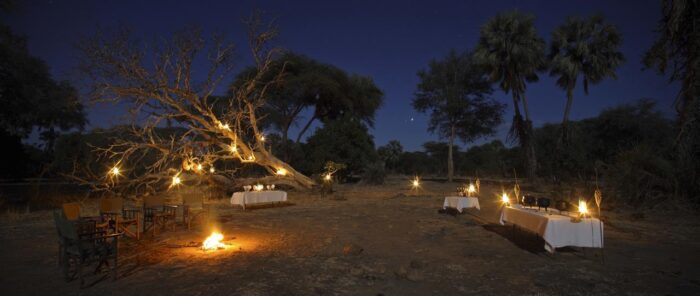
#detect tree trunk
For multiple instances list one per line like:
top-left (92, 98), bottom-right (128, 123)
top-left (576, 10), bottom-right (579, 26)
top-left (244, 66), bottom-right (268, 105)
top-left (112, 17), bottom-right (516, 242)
top-left (521, 93), bottom-right (538, 179)
top-left (296, 114), bottom-right (317, 143)
top-left (255, 150), bottom-right (315, 189)
top-left (281, 124), bottom-right (290, 162)
top-left (561, 88), bottom-right (574, 143)
top-left (447, 124), bottom-right (455, 182)
top-left (522, 92), bottom-right (532, 122)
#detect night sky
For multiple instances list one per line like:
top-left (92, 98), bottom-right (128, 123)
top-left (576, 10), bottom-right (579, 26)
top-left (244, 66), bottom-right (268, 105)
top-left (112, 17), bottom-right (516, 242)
top-left (6, 0), bottom-right (678, 151)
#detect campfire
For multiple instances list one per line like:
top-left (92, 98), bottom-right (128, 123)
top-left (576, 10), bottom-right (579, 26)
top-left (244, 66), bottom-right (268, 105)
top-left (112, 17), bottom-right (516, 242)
top-left (202, 232), bottom-right (226, 250)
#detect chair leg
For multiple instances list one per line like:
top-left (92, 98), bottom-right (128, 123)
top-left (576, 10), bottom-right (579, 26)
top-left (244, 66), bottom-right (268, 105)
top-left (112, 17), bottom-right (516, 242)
top-left (57, 244), bottom-right (63, 267)
top-left (78, 259), bottom-right (84, 289)
top-left (113, 244), bottom-right (118, 281)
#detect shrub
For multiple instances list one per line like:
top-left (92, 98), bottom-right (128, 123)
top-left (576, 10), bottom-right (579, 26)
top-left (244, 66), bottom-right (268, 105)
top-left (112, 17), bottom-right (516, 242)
top-left (361, 162), bottom-right (386, 185)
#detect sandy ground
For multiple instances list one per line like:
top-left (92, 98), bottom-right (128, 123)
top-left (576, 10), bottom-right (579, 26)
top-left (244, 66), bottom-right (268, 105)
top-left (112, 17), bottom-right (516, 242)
top-left (1, 179), bottom-right (699, 295)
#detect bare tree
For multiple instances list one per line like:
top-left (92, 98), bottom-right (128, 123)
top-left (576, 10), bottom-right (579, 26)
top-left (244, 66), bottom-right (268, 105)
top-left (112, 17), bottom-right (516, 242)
top-left (71, 13), bottom-right (315, 196)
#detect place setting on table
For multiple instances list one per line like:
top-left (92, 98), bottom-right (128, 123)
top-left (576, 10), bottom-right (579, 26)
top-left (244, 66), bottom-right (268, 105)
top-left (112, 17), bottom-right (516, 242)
top-left (498, 189), bottom-right (604, 254)
top-left (442, 179), bottom-right (482, 213)
top-left (230, 183), bottom-right (288, 210)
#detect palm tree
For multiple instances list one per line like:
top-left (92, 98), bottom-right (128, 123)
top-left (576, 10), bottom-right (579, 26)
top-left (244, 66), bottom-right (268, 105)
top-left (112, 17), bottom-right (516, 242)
top-left (549, 14), bottom-right (624, 141)
top-left (474, 11), bottom-right (546, 179)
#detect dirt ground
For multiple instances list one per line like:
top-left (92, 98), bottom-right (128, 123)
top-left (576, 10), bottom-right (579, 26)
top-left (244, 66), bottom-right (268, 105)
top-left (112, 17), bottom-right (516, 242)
top-left (1, 179), bottom-right (699, 295)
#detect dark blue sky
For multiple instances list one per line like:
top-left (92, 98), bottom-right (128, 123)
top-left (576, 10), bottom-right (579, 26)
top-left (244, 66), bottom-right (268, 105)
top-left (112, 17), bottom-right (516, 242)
top-left (6, 0), bottom-right (678, 151)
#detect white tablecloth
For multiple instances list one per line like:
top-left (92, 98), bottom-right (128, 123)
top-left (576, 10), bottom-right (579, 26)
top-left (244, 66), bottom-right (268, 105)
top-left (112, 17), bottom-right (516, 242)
top-left (230, 191), bottom-right (287, 209)
top-left (499, 205), bottom-right (603, 252)
top-left (443, 196), bottom-right (480, 212)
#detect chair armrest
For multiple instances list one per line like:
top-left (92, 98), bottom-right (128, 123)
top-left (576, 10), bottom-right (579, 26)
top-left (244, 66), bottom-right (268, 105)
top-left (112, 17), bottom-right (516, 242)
top-left (122, 209), bottom-right (142, 219)
top-left (79, 230), bottom-right (107, 238)
top-left (79, 216), bottom-right (102, 221)
top-left (80, 232), bottom-right (122, 242)
top-left (163, 205), bottom-right (178, 216)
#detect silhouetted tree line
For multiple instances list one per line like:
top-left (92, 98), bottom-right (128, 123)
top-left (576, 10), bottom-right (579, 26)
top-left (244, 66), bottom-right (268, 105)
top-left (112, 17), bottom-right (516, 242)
top-left (3, 2), bottom-right (699, 207)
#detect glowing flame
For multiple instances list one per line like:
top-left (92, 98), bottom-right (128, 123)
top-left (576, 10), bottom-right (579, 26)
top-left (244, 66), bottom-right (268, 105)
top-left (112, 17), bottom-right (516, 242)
top-left (230, 145), bottom-right (237, 153)
top-left (276, 168), bottom-right (287, 176)
top-left (172, 176), bottom-right (181, 186)
top-left (411, 178), bottom-right (420, 188)
top-left (579, 200), bottom-right (589, 216)
top-left (209, 167), bottom-right (215, 173)
top-left (218, 123), bottom-right (231, 130)
top-left (254, 184), bottom-right (264, 191)
top-left (324, 174), bottom-right (332, 181)
top-left (109, 166), bottom-right (120, 176)
top-left (468, 184), bottom-right (476, 193)
top-left (260, 135), bottom-right (266, 142)
top-left (501, 192), bottom-right (510, 205)
top-left (196, 164), bottom-right (203, 171)
top-left (202, 232), bottom-right (225, 250)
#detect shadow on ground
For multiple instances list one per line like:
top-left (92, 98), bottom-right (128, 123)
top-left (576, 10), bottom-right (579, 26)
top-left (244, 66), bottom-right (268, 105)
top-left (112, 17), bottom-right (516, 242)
top-left (481, 224), bottom-right (550, 254)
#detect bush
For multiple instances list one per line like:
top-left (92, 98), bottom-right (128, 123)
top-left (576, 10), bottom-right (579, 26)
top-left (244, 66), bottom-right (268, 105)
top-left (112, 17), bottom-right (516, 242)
top-left (603, 145), bottom-right (675, 207)
top-left (304, 116), bottom-right (378, 177)
top-left (361, 162), bottom-right (386, 185)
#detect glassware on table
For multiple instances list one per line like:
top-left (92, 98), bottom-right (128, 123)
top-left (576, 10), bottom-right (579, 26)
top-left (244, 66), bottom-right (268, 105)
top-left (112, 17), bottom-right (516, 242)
top-left (271, 184), bottom-right (275, 190)
top-left (243, 185), bottom-right (251, 192)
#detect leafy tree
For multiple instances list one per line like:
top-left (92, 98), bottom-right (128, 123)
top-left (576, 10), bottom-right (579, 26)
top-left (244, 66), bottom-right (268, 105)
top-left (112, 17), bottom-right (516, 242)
top-left (0, 25), bottom-right (85, 179)
top-left (549, 14), bottom-right (624, 141)
top-left (377, 140), bottom-right (403, 171)
top-left (459, 140), bottom-right (511, 176)
top-left (304, 116), bottom-right (378, 177)
top-left (644, 0), bottom-right (700, 124)
top-left (422, 141), bottom-right (459, 176)
top-left (233, 52), bottom-right (383, 159)
top-left (233, 53), bottom-right (327, 160)
top-left (644, 0), bottom-right (700, 202)
top-left (0, 26), bottom-right (86, 149)
top-left (296, 72), bottom-right (383, 143)
top-left (396, 151), bottom-right (431, 175)
top-left (413, 50), bottom-right (504, 181)
top-left (474, 10), bottom-right (547, 179)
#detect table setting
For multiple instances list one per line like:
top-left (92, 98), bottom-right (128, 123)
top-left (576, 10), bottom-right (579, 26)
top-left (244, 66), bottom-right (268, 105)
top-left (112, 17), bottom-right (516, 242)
top-left (499, 196), bottom-right (603, 253)
top-left (230, 183), bottom-right (287, 210)
top-left (443, 183), bottom-right (481, 212)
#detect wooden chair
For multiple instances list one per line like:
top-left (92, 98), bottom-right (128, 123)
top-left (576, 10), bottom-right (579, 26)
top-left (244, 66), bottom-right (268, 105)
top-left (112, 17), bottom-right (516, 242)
top-left (99, 198), bottom-right (141, 240)
top-left (53, 209), bottom-right (121, 288)
top-left (183, 195), bottom-right (210, 230)
top-left (142, 196), bottom-right (177, 236)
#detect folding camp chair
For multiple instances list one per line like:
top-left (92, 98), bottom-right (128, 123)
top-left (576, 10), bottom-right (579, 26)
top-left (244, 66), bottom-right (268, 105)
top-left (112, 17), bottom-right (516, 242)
top-left (53, 210), bottom-right (121, 288)
top-left (183, 195), bottom-right (210, 230)
top-left (142, 196), bottom-right (177, 236)
top-left (99, 198), bottom-right (141, 240)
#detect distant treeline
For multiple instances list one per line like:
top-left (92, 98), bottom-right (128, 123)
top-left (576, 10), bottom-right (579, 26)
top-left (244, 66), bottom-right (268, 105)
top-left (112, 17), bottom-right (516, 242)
top-left (25, 98), bottom-right (675, 207)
